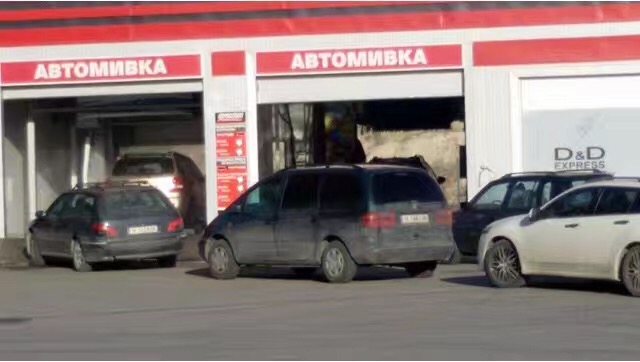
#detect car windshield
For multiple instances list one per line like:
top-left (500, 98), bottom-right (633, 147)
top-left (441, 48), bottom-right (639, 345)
top-left (103, 189), bottom-right (174, 219)
top-left (112, 157), bottom-right (174, 176)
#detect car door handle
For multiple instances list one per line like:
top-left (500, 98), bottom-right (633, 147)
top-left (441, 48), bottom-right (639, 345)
top-left (564, 223), bottom-right (579, 228)
top-left (614, 220), bottom-right (630, 225)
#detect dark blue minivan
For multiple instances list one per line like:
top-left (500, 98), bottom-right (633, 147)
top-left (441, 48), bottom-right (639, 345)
top-left (199, 165), bottom-right (456, 283)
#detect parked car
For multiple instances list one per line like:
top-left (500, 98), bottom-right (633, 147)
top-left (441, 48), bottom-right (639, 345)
top-left (368, 155), bottom-right (446, 185)
top-left (478, 179), bottom-right (640, 296)
top-left (453, 170), bottom-right (613, 258)
top-left (25, 182), bottom-right (186, 272)
top-left (110, 152), bottom-right (206, 232)
top-left (198, 164), bottom-right (456, 283)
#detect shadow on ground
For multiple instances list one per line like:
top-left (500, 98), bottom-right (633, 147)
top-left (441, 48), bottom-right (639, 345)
top-left (442, 274), bottom-right (629, 296)
top-left (186, 265), bottom-right (412, 282)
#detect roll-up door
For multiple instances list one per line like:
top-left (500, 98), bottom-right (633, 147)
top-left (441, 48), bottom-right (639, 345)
top-left (2, 80), bottom-right (203, 100)
top-left (257, 71), bottom-right (463, 104)
top-left (521, 75), bottom-right (640, 175)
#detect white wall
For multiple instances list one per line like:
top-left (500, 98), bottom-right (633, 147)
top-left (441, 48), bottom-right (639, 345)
top-left (3, 101), bottom-right (27, 237)
top-left (34, 112), bottom-right (72, 213)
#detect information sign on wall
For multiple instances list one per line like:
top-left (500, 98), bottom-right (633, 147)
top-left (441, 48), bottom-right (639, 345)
top-left (215, 112), bottom-right (248, 210)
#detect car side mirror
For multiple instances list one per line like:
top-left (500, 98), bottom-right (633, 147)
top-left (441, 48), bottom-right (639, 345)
top-left (528, 207), bottom-right (541, 222)
top-left (459, 202), bottom-right (468, 210)
top-left (437, 176), bottom-right (447, 185)
top-left (35, 210), bottom-right (46, 219)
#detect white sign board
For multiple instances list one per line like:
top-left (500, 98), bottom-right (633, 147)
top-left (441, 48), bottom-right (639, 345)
top-left (523, 109), bottom-right (640, 177)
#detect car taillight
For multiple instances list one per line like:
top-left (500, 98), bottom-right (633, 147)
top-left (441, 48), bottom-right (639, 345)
top-left (361, 212), bottom-right (396, 229)
top-left (91, 222), bottom-right (119, 238)
top-left (167, 217), bottom-right (184, 232)
top-left (170, 177), bottom-right (184, 193)
top-left (434, 209), bottom-right (453, 226)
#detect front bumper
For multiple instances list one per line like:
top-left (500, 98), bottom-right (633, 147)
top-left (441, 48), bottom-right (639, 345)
top-left (82, 234), bottom-right (185, 262)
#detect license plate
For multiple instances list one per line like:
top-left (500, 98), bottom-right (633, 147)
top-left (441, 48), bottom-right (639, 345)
top-left (128, 225), bottom-right (159, 235)
top-left (401, 214), bottom-right (430, 225)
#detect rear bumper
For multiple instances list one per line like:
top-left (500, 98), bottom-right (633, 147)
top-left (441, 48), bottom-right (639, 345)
top-left (352, 243), bottom-right (455, 265)
top-left (82, 235), bottom-right (184, 262)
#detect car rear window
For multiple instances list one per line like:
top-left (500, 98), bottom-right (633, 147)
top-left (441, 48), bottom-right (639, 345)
top-left (112, 157), bottom-right (174, 177)
top-left (372, 171), bottom-right (444, 205)
top-left (103, 189), bottom-right (175, 218)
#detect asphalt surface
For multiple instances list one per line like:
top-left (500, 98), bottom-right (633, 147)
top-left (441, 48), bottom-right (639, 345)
top-left (1, 261), bottom-right (639, 360)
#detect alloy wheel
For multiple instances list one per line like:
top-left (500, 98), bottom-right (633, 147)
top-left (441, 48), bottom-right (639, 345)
top-left (324, 248), bottom-right (345, 278)
top-left (488, 242), bottom-right (521, 284)
top-left (211, 246), bottom-right (229, 273)
top-left (624, 247), bottom-right (640, 295)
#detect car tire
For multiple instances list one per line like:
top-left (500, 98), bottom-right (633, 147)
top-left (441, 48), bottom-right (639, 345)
top-left (621, 245), bottom-right (640, 297)
top-left (207, 239), bottom-right (240, 280)
top-left (157, 255), bottom-right (178, 268)
top-left (26, 233), bottom-right (46, 267)
top-left (484, 239), bottom-right (526, 288)
top-left (405, 261), bottom-right (438, 278)
top-left (71, 240), bottom-right (92, 272)
top-left (321, 241), bottom-right (357, 283)
top-left (292, 267), bottom-right (317, 278)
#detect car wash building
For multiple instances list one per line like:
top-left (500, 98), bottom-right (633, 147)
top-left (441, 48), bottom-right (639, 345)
top-left (1, 1), bottom-right (640, 249)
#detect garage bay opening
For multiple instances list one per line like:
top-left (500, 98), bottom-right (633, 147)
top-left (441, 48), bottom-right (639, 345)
top-left (257, 97), bottom-right (466, 206)
top-left (3, 92), bottom-right (205, 238)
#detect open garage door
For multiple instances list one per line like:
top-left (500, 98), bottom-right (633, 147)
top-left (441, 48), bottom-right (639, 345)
top-left (521, 75), bottom-right (640, 176)
top-left (0, 54), bottom-right (206, 238)
top-left (254, 45), bottom-right (466, 206)
top-left (257, 71), bottom-right (463, 104)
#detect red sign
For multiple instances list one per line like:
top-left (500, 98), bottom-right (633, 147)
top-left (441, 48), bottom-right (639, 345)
top-left (0, 54), bottom-right (202, 85)
top-left (216, 166), bottom-right (248, 210)
top-left (216, 127), bottom-right (246, 158)
top-left (256, 44), bottom-right (462, 75)
top-left (215, 112), bottom-right (248, 210)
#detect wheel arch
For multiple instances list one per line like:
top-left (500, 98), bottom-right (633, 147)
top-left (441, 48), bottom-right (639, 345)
top-left (315, 234), bottom-right (351, 263)
top-left (488, 236), bottom-right (529, 273)
top-left (206, 234), bottom-right (239, 263)
top-left (615, 242), bottom-right (640, 281)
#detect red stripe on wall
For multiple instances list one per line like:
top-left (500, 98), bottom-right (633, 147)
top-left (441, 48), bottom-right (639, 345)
top-left (0, 1), bottom-right (429, 21)
top-left (212, 51), bottom-right (246, 76)
top-left (1, 4), bottom-right (640, 47)
top-left (474, 35), bottom-right (640, 66)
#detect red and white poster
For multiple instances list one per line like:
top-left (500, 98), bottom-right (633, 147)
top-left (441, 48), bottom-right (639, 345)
top-left (0, 54), bottom-right (202, 85)
top-left (256, 44), bottom-right (462, 75)
top-left (215, 112), bottom-right (248, 210)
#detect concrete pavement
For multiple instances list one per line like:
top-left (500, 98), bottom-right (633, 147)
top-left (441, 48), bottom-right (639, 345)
top-left (0, 262), bottom-right (639, 360)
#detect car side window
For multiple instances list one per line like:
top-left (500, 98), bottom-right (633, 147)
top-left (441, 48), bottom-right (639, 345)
top-left (60, 194), bottom-right (97, 219)
top-left (281, 173), bottom-right (319, 212)
top-left (243, 177), bottom-right (282, 216)
top-left (46, 193), bottom-right (75, 218)
top-left (544, 188), bottom-right (600, 218)
top-left (595, 188), bottom-right (638, 215)
top-left (319, 173), bottom-right (360, 213)
top-left (471, 182), bottom-right (510, 210)
top-left (505, 180), bottom-right (538, 211)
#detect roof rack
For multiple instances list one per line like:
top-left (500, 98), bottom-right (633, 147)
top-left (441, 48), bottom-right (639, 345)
top-left (71, 180), bottom-right (151, 191)
top-left (296, 163), bottom-right (362, 169)
top-left (501, 171), bottom-right (554, 178)
top-left (554, 169), bottom-right (606, 174)
top-left (501, 169), bottom-right (607, 178)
